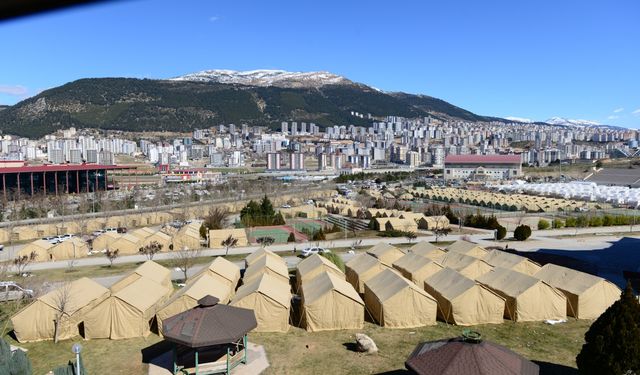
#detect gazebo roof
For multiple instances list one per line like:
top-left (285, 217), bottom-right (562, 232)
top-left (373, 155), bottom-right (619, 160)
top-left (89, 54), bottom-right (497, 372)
top-left (162, 295), bottom-right (257, 348)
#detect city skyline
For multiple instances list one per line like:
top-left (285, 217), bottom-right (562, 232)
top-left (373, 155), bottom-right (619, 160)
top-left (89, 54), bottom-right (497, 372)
top-left (0, 0), bottom-right (639, 127)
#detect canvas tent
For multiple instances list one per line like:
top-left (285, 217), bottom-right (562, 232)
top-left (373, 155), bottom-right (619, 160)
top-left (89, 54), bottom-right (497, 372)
top-left (110, 260), bottom-right (173, 293)
top-left (366, 242), bottom-right (405, 266)
top-left (244, 248), bottom-right (284, 268)
top-left (301, 271), bottom-right (364, 332)
top-left (173, 223), bottom-right (204, 250)
top-left (231, 273), bottom-right (291, 332)
top-left (424, 268), bottom-right (505, 325)
top-left (156, 273), bottom-right (233, 332)
top-left (208, 228), bottom-right (249, 248)
top-left (345, 253), bottom-right (389, 294)
top-left (483, 250), bottom-right (542, 276)
top-left (17, 239), bottom-right (54, 261)
top-left (446, 240), bottom-right (488, 258)
top-left (190, 257), bottom-right (241, 292)
top-left (408, 241), bottom-right (447, 260)
top-left (392, 253), bottom-right (443, 286)
top-left (296, 254), bottom-right (344, 292)
top-left (364, 268), bottom-right (437, 328)
top-left (84, 276), bottom-right (173, 339)
top-left (91, 232), bottom-right (121, 252)
top-left (477, 267), bottom-right (566, 322)
top-left (535, 263), bottom-right (621, 319)
top-left (49, 237), bottom-right (89, 261)
top-left (439, 252), bottom-right (493, 280)
top-left (109, 233), bottom-right (144, 255)
top-left (243, 254), bottom-right (290, 285)
top-left (11, 278), bottom-right (109, 342)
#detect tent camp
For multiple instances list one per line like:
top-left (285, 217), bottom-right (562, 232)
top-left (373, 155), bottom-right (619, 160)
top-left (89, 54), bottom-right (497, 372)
top-left (208, 228), bottom-right (249, 248)
top-left (231, 273), bottom-right (291, 332)
top-left (17, 239), bottom-right (54, 261)
top-left (300, 271), bottom-right (364, 332)
top-left (11, 278), bottom-right (109, 342)
top-left (156, 273), bottom-right (233, 332)
top-left (392, 253), bottom-right (444, 286)
top-left (446, 240), bottom-right (488, 258)
top-left (408, 241), bottom-right (447, 260)
top-left (535, 263), bottom-right (621, 319)
top-left (91, 232), bottom-right (121, 252)
top-left (483, 250), bottom-right (542, 276)
top-left (131, 227), bottom-right (173, 250)
top-left (110, 260), bottom-right (173, 293)
top-left (345, 253), bottom-right (389, 294)
top-left (190, 257), bottom-right (241, 292)
top-left (296, 254), bottom-right (344, 292)
top-left (364, 268), bottom-right (437, 328)
top-left (173, 222), bottom-right (204, 251)
top-left (366, 242), bottom-right (405, 266)
top-left (109, 233), bottom-right (144, 255)
top-left (49, 238), bottom-right (89, 261)
top-left (84, 276), bottom-right (173, 339)
top-left (424, 268), bottom-right (505, 325)
top-left (243, 254), bottom-right (290, 285)
top-left (477, 267), bottom-right (566, 322)
top-left (244, 248), bottom-right (285, 268)
top-left (439, 252), bottom-right (493, 280)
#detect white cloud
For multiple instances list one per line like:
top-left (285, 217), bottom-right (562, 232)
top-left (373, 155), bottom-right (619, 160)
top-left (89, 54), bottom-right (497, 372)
top-left (633, 109), bottom-right (640, 115)
top-left (0, 85), bottom-right (28, 96)
top-left (209, 15), bottom-right (220, 22)
top-left (613, 107), bottom-right (624, 113)
top-left (608, 115), bottom-right (619, 120)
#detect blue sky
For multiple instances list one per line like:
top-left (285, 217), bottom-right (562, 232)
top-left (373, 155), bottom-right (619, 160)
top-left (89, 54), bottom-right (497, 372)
top-left (0, 0), bottom-right (639, 127)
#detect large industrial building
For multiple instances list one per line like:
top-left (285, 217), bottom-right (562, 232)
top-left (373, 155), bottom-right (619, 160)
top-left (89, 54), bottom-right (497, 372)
top-left (444, 155), bottom-right (522, 181)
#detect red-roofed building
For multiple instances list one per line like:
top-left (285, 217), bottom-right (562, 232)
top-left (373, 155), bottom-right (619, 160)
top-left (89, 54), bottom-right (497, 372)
top-left (444, 154), bottom-right (522, 181)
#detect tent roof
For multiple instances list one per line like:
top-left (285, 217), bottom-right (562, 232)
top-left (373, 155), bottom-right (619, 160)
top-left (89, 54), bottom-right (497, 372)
top-left (476, 267), bottom-right (543, 297)
top-left (244, 248), bottom-right (280, 265)
top-left (163, 296), bottom-right (257, 348)
top-left (194, 257), bottom-right (241, 284)
top-left (297, 254), bottom-right (343, 277)
top-left (366, 242), bottom-right (404, 259)
top-left (535, 263), bottom-right (618, 295)
top-left (365, 268), bottom-right (433, 303)
top-left (425, 268), bottom-right (479, 300)
top-left (130, 227), bottom-right (157, 240)
top-left (164, 273), bottom-right (232, 307)
top-left (26, 239), bottom-right (55, 251)
top-left (134, 261), bottom-right (172, 286)
top-left (346, 253), bottom-right (385, 274)
top-left (446, 240), bottom-right (486, 255)
top-left (393, 253), bottom-right (440, 274)
top-left (483, 250), bottom-right (540, 270)
top-left (114, 276), bottom-right (171, 312)
top-left (243, 254), bottom-right (289, 281)
top-left (39, 277), bottom-right (109, 315)
top-left (303, 271), bottom-right (363, 306)
top-left (439, 252), bottom-right (490, 271)
top-left (233, 273), bottom-right (291, 308)
top-left (409, 241), bottom-right (441, 254)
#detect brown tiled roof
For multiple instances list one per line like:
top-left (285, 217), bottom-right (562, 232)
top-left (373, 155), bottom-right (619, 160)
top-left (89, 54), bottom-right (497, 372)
top-left (162, 295), bottom-right (257, 348)
top-left (405, 337), bottom-right (539, 375)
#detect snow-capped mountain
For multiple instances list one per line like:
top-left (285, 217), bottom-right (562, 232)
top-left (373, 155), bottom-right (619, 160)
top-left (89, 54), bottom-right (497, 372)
top-left (544, 117), bottom-right (601, 127)
top-left (505, 116), bottom-right (532, 123)
top-left (170, 69), bottom-right (353, 88)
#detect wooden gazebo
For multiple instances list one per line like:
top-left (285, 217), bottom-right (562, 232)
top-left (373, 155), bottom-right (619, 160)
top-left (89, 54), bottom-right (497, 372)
top-left (162, 295), bottom-right (257, 375)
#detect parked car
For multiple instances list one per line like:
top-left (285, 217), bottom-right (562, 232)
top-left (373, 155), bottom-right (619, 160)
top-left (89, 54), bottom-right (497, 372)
top-left (116, 227), bottom-right (127, 233)
top-left (104, 227), bottom-right (117, 233)
top-left (301, 247), bottom-right (330, 257)
top-left (42, 236), bottom-right (60, 244)
top-left (281, 204), bottom-right (292, 209)
top-left (0, 282), bottom-right (34, 302)
top-left (92, 230), bottom-right (105, 236)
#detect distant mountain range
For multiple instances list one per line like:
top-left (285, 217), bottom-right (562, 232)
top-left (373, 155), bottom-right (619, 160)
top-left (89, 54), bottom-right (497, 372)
top-left (0, 69), bottom-right (621, 138)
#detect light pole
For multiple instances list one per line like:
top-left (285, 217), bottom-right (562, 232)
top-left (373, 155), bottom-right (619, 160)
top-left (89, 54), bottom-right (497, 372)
top-left (71, 343), bottom-right (82, 375)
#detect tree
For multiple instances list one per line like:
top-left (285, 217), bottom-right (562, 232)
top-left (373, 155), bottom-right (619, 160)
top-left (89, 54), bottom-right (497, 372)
top-left (576, 282), bottom-right (640, 374)
top-left (138, 241), bottom-right (163, 260)
top-left (171, 247), bottom-right (201, 282)
top-left (52, 283), bottom-right (72, 343)
top-left (104, 249), bottom-right (119, 267)
top-left (287, 232), bottom-right (296, 243)
top-left (13, 252), bottom-right (37, 276)
top-left (202, 207), bottom-right (229, 231)
top-left (221, 235), bottom-right (239, 256)
top-left (312, 229), bottom-right (326, 241)
top-left (0, 337), bottom-right (32, 375)
top-left (199, 224), bottom-right (208, 240)
top-left (495, 225), bottom-right (507, 240)
top-left (405, 231), bottom-right (417, 243)
top-left (537, 219), bottom-right (550, 230)
top-left (321, 252), bottom-right (345, 272)
top-left (433, 227), bottom-right (452, 243)
top-left (272, 212), bottom-right (286, 225)
top-left (513, 225), bottom-right (532, 241)
top-left (256, 236), bottom-right (275, 248)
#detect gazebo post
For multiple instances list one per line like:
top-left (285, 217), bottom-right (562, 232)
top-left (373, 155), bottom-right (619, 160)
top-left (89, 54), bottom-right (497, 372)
top-left (195, 349), bottom-right (199, 375)
top-left (172, 343), bottom-right (177, 375)
top-left (226, 346), bottom-right (230, 374)
top-left (243, 334), bottom-right (248, 364)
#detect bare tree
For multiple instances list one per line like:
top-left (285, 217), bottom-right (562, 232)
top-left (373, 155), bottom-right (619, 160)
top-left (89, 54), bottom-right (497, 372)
top-left (52, 283), bottom-right (72, 343)
top-left (221, 235), bottom-right (239, 256)
top-left (405, 231), bottom-right (417, 243)
top-left (433, 216), bottom-right (452, 243)
top-left (203, 207), bottom-right (229, 230)
top-left (171, 247), bottom-right (201, 282)
top-left (13, 252), bottom-right (37, 276)
top-left (104, 249), bottom-right (119, 267)
top-left (138, 241), bottom-right (163, 260)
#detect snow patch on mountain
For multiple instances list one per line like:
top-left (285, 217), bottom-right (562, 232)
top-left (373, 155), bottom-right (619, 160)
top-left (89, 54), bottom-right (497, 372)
top-left (505, 116), bottom-right (532, 123)
top-left (544, 117), bottom-right (601, 127)
top-left (170, 69), bottom-right (353, 88)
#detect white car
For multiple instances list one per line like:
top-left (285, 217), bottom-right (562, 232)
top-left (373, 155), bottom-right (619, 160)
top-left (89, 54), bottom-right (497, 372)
top-left (281, 204), bottom-right (292, 209)
top-left (301, 247), bottom-right (330, 257)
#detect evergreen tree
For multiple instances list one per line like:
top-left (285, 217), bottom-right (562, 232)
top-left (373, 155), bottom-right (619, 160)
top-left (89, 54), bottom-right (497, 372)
top-left (513, 225), bottom-right (532, 241)
top-left (260, 195), bottom-right (275, 218)
top-left (0, 337), bottom-right (33, 375)
top-left (577, 282), bottom-right (640, 374)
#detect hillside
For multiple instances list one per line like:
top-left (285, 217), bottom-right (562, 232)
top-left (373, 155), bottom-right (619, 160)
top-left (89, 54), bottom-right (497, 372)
top-left (0, 75), bottom-right (497, 138)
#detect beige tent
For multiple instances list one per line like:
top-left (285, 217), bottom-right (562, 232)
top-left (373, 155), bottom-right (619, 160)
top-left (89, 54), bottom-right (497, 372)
top-left (366, 242), bottom-right (405, 266)
top-left (84, 276), bottom-right (173, 339)
top-left (0, 228), bottom-right (9, 244)
top-left (535, 263), bottom-right (621, 319)
top-left (110, 260), bottom-right (173, 293)
top-left (208, 228), bottom-right (249, 248)
top-left (477, 267), bottom-right (566, 322)
top-left (13, 226), bottom-right (38, 241)
top-left (483, 250), bottom-right (542, 276)
top-left (91, 232), bottom-right (121, 252)
top-left (49, 238), bottom-right (89, 261)
top-left (439, 252), bottom-right (494, 280)
top-left (296, 254), bottom-right (344, 292)
top-left (424, 268), bottom-right (505, 326)
top-left (244, 248), bottom-right (285, 268)
top-left (130, 227), bottom-right (157, 240)
top-left (109, 233), bottom-right (143, 255)
top-left (383, 217), bottom-right (419, 232)
top-left (17, 240), bottom-right (54, 261)
top-left (408, 241), bottom-right (447, 260)
top-left (243, 254), bottom-right (290, 285)
top-left (11, 278), bottom-right (109, 343)
top-left (173, 222), bottom-right (204, 250)
top-left (345, 253), bottom-right (389, 293)
top-left (301, 271), bottom-right (364, 332)
top-left (446, 240), bottom-right (488, 258)
top-left (156, 273), bottom-right (233, 332)
top-left (190, 257), bottom-right (241, 292)
top-left (364, 268), bottom-right (437, 328)
top-left (141, 230), bottom-right (173, 250)
top-left (392, 253), bottom-right (444, 286)
top-left (417, 216), bottom-right (450, 230)
top-left (231, 273), bottom-right (291, 332)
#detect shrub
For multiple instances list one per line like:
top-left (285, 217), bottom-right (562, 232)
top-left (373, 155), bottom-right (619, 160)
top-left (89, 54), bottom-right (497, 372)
top-left (513, 225), bottom-right (532, 241)
top-left (537, 219), bottom-right (550, 230)
top-left (602, 215), bottom-right (615, 227)
top-left (0, 337), bottom-right (32, 375)
top-left (589, 216), bottom-right (603, 227)
top-left (495, 225), bottom-right (507, 240)
top-left (576, 216), bottom-right (589, 228)
top-left (312, 229), bottom-right (326, 241)
top-left (565, 217), bottom-right (577, 227)
top-left (552, 219), bottom-right (565, 228)
top-left (287, 232), bottom-right (296, 243)
top-left (199, 224), bottom-right (208, 239)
